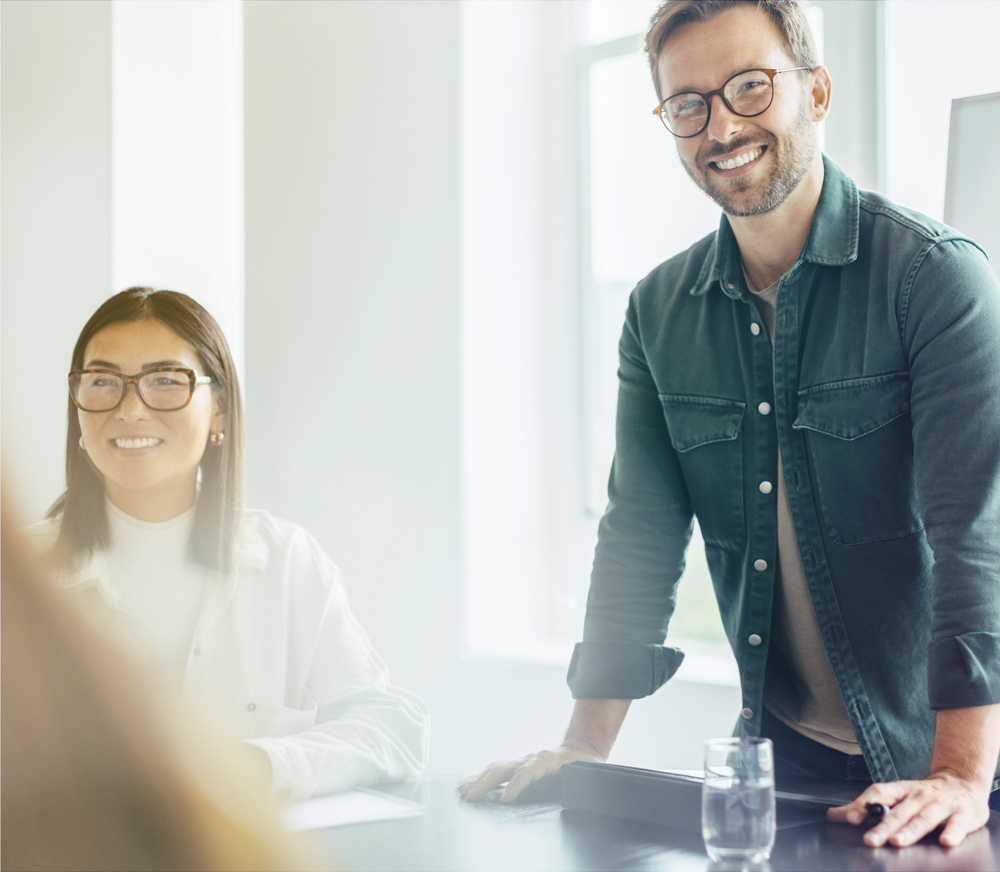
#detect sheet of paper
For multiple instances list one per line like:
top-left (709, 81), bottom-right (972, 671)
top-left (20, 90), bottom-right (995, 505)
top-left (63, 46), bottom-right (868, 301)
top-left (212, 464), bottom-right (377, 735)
top-left (282, 787), bottom-right (425, 832)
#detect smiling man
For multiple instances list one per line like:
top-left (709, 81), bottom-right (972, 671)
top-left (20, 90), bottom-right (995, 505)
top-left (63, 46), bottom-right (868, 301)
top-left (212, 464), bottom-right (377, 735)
top-left (461, 0), bottom-right (1000, 849)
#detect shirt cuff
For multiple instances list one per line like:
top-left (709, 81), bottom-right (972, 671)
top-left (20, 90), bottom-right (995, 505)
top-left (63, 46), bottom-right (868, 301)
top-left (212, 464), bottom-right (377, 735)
top-left (566, 640), bottom-right (685, 699)
top-left (243, 736), bottom-right (307, 800)
top-left (927, 632), bottom-right (1000, 709)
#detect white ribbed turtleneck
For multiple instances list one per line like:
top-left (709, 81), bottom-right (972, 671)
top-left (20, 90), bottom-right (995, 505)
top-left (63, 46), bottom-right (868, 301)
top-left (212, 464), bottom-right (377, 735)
top-left (104, 500), bottom-right (207, 687)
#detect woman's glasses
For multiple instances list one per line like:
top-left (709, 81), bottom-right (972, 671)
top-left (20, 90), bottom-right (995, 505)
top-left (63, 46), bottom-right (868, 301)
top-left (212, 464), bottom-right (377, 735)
top-left (68, 367), bottom-right (213, 412)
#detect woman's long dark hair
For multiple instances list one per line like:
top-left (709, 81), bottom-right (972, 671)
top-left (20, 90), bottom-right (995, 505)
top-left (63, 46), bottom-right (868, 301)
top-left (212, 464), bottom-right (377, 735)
top-left (49, 288), bottom-right (244, 574)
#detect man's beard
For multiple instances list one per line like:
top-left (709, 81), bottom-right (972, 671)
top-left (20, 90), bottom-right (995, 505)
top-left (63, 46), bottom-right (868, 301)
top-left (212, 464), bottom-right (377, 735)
top-left (681, 104), bottom-right (816, 217)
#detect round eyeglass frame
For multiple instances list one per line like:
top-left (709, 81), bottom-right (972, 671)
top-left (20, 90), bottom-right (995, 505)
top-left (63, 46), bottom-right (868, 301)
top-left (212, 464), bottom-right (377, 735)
top-left (68, 367), bottom-right (213, 413)
top-left (652, 67), bottom-right (813, 138)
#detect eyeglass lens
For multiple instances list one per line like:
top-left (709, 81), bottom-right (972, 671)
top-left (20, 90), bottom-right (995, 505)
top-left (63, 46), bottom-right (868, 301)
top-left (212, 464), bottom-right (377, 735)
top-left (71, 370), bottom-right (193, 412)
top-left (661, 70), bottom-right (775, 136)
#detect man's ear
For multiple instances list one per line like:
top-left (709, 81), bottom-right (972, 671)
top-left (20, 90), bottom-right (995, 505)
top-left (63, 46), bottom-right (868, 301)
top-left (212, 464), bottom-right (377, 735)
top-left (808, 65), bottom-right (832, 122)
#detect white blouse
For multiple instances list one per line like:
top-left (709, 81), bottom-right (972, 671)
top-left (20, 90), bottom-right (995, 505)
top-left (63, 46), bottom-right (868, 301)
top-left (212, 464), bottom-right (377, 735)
top-left (26, 509), bottom-right (429, 800)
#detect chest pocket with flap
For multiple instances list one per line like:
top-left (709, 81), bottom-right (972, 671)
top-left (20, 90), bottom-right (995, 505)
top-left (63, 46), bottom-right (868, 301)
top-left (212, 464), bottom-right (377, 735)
top-left (793, 372), bottom-right (922, 545)
top-left (659, 395), bottom-right (746, 551)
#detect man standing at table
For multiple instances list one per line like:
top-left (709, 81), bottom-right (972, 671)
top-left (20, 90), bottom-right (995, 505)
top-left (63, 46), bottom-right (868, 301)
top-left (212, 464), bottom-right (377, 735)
top-left (461, 0), bottom-right (1000, 848)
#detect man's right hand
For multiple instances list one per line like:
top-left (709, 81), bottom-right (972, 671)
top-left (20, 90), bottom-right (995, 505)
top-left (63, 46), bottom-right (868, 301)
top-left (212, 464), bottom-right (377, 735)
top-left (458, 741), bottom-right (604, 804)
top-left (458, 698), bottom-right (632, 803)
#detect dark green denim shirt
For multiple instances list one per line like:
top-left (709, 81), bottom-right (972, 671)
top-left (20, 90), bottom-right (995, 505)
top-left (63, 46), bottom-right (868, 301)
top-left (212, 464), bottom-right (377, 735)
top-left (568, 156), bottom-right (1000, 786)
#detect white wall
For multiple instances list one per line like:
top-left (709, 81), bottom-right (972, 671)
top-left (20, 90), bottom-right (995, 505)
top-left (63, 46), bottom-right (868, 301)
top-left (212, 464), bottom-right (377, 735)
top-left (1, 0), bottom-right (113, 520)
top-left (243, 0), bottom-right (465, 766)
top-left (112, 0), bottom-right (245, 372)
top-left (884, 0), bottom-right (1000, 221)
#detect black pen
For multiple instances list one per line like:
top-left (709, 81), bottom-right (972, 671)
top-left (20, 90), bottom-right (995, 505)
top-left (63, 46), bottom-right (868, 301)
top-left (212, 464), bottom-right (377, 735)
top-left (865, 802), bottom-right (890, 821)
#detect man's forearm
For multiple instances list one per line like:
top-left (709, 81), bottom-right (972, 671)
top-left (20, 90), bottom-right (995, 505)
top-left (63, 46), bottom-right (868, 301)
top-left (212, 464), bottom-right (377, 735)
top-left (563, 698), bottom-right (632, 759)
top-left (930, 703), bottom-right (1000, 788)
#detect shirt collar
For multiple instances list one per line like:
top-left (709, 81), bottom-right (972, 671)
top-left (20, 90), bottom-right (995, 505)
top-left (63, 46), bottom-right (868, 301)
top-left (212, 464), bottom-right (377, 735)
top-left (690, 154), bottom-right (859, 298)
top-left (239, 525), bottom-right (269, 572)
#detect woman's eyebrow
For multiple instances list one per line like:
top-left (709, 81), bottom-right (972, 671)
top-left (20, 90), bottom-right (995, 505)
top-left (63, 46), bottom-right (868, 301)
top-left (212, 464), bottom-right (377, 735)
top-left (142, 359), bottom-right (188, 369)
top-left (82, 358), bottom-right (189, 370)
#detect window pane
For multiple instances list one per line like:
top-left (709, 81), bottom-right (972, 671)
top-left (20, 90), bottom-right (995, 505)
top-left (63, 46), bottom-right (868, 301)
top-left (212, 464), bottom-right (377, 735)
top-left (884, 0), bottom-right (1000, 219)
top-left (586, 0), bottom-right (659, 44)
top-left (585, 51), bottom-right (727, 650)
top-left (672, 522), bottom-right (728, 646)
top-left (586, 282), bottom-right (632, 514)
top-left (589, 51), bottom-right (720, 285)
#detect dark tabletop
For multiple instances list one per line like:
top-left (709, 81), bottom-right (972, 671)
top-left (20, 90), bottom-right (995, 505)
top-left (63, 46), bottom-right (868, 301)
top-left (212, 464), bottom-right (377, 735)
top-left (302, 777), bottom-right (1000, 872)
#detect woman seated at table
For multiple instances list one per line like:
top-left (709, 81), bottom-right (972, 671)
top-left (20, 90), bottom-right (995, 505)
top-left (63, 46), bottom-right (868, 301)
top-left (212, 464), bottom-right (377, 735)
top-left (28, 286), bottom-right (428, 800)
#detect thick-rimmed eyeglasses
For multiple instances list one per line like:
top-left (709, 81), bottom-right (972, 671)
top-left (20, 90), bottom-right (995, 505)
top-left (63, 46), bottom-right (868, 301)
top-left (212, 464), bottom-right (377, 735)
top-left (68, 367), bottom-right (213, 412)
top-left (652, 67), bottom-right (812, 138)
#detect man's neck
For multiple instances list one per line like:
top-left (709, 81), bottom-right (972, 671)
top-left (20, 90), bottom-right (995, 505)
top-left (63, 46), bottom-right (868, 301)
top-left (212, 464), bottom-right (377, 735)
top-left (728, 153), bottom-right (825, 291)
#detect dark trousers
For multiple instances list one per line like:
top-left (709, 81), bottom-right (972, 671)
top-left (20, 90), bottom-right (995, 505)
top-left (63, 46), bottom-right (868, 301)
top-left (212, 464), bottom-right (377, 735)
top-left (760, 707), bottom-right (1000, 812)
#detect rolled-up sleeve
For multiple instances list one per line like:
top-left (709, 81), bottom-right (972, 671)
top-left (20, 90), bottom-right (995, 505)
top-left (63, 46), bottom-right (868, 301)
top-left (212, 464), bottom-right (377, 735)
top-left (568, 287), bottom-right (694, 699)
top-left (904, 239), bottom-right (1000, 710)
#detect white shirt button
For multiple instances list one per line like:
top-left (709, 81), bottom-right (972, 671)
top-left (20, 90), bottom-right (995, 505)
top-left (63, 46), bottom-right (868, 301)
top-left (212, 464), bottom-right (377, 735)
top-left (758, 402), bottom-right (772, 415)
top-left (742, 708), bottom-right (754, 720)
top-left (754, 559), bottom-right (767, 572)
top-left (246, 702), bottom-right (257, 712)
top-left (759, 480), bottom-right (773, 494)
top-left (748, 634), bottom-right (762, 647)
top-left (750, 322), bottom-right (761, 336)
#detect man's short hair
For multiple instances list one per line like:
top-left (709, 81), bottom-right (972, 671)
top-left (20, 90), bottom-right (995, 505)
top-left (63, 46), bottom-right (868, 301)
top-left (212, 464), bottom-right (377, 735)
top-left (645, 0), bottom-right (820, 101)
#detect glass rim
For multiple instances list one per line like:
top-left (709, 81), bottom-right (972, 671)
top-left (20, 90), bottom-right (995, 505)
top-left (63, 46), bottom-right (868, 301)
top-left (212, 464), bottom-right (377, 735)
top-left (703, 736), bottom-right (773, 747)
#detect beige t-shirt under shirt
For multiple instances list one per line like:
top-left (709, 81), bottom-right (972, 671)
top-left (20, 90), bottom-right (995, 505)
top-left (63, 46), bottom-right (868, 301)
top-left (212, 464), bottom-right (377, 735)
top-left (745, 271), bottom-right (862, 756)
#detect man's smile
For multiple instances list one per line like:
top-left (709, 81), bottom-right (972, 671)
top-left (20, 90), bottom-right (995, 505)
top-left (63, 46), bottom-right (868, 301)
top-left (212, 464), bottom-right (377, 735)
top-left (708, 145), bottom-right (767, 175)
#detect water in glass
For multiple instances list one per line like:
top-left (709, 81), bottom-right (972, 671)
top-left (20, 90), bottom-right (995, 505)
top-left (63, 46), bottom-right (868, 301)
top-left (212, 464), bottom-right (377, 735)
top-left (702, 737), bottom-right (775, 863)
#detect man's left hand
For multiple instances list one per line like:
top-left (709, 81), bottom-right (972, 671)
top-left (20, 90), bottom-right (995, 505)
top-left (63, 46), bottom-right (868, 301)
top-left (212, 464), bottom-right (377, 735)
top-left (827, 771), bottom-right (991, 847)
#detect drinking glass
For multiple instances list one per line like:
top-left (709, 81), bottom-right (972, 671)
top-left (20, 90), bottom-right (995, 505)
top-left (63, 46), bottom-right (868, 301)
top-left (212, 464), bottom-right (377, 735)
top-left (702, 737), bottom-right (776, 863)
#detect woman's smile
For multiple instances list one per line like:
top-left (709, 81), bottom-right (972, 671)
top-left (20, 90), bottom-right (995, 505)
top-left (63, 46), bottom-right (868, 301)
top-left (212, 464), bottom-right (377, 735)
top-left (110, 436), bottom-right (164, 452)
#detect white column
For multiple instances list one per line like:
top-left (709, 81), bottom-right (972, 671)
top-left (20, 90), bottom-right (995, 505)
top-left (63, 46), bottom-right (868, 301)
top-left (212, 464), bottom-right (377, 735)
top-left (112, 0), bottom-right (244, 373)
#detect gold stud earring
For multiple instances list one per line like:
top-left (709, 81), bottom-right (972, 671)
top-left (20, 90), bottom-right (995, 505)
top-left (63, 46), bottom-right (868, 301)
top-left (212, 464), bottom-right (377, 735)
top-left (209, 431), bottom-right (225, 447)
top-left (79, 436), bottom-right (86, 451)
